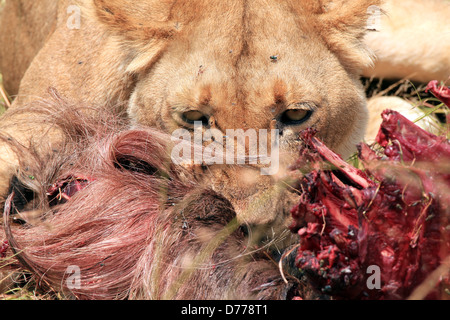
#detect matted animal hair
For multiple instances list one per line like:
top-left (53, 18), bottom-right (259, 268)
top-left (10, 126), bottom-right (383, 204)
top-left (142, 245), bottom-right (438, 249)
top-left (0, 89), bottom-right (301, 300)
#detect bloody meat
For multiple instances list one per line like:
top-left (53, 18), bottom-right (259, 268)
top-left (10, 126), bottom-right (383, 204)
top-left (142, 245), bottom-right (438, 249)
top-left (290, 110), bottom-right (450, 299)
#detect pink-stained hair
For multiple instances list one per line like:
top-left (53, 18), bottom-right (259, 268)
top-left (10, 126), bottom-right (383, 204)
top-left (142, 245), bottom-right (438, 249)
top-left (1, 89), bottom-right (299, 300)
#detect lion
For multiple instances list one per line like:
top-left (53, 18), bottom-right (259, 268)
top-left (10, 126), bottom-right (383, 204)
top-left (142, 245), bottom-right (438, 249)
top-left (0, 0), bottom-right (449, 299)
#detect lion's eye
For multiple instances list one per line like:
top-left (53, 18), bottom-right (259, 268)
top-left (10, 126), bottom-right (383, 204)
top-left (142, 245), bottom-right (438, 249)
top-left (285, 110), bottom-right (308, 121)
top-left (280, 109), bottom-right (313, 125)
top-left (182, 110), bottom-right (209, 125)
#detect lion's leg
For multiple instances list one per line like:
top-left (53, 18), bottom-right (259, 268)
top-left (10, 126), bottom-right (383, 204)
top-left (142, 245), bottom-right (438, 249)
top-left (365, 96), bottom-right (442, 142)
top-left (363, 0), bottom-right (450, 83)
top-left (363, 0), bottom-right (449, 142)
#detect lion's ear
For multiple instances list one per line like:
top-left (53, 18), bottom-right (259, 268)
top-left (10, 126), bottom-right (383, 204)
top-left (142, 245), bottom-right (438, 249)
top-left (92, 0), bottom-right (177, 41)
top-left (311, 0), bottom-right (383, 73)
top-left (89, 0), bottom-right (181, 73)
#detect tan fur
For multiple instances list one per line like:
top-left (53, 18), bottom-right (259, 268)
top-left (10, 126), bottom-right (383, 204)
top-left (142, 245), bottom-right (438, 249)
top-left (362, 0), bottom-right (450, 83)
top-left (0, 0), bottom-right (448, 228)
top-left (365, 96), bottom-right (442, 143)
top-left (0, 0), bottom-right (58, 96)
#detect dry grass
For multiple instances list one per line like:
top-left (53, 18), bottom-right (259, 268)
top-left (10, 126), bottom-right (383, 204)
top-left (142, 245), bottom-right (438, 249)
top-left (363, 77), bottom-right (449, 138)
top-left (0, 74), bottom-right (11, 115)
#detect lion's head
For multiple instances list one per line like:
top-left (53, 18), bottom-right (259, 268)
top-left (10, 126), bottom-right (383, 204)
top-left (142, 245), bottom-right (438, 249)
top-left (86, 0), bottom-right (379, 225)
top-left (0, 0), bottom-right (379, 228)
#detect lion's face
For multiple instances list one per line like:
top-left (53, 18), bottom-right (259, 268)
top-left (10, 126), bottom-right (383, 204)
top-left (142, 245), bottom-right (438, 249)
top-left (93, 0), bottom-right (376, 224)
